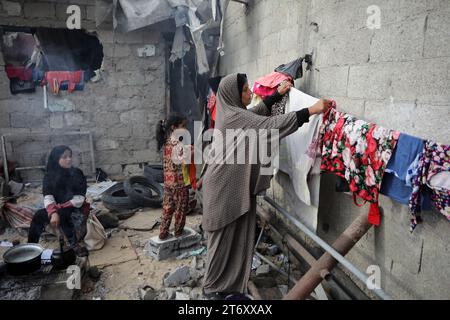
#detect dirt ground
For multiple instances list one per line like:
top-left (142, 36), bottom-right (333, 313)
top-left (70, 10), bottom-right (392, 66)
top-left (1, 185), bottom-right (302, 300)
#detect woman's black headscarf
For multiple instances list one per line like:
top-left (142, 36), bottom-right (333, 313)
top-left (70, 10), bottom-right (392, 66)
top-left (46, 145), bottom-right (73, 190)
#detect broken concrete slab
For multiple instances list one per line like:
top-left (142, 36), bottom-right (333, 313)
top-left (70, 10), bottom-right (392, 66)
top-left (256, 264), bottom-right (270, 276)
top-left (89, 230), bottom-right (138, 268)
top-left (120, 210), bottom-right (160, 230)
top-left (145, 227), bottom-right (202, 261)
top-left (175, 291), bottom-right (190, 300)
top-left (165, 287), bottom-right (176, 299)
top-left (163, 265), bottom-right (190, 287)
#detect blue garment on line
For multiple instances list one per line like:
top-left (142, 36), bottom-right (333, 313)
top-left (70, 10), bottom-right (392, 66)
top-left (380, 133), bottom-right (431, 209)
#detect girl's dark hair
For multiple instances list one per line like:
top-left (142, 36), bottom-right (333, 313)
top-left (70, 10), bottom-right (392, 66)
top-left (156, 113), bottom-right (187, 151)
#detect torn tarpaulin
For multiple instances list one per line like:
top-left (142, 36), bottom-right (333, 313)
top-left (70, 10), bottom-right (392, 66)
top-left (170, 27), bottom-right (191, 63)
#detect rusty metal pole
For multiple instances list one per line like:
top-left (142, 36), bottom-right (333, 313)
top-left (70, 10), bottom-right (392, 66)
top-left (284, 211), bottom-right (372, 300)
top-left (263, 196), bottom-right (391, 300)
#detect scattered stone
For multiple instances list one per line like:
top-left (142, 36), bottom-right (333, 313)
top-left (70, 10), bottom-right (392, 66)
top-left (175, 292), bottom-right (190, 300)
top-left (182, 287), bottom-right (191, 294)
top-left (190, 287), bottom-right (203, 300)
top-left (185, 279), bottom-right (197, 288)
top-left (163, 265), bottom-right (190, 287)
top-left (256, 264), bottom-right (270, 276)
top-left (278, 285), bottom-right (288, 296)
top-left (191, 256), bottom-right (198, 269)
top-left (143, 288), bottom-right (157, 300)
top-left (88, 266), bottom-right (101, 281)
top-left (165, 288), bottom-right (176, 299)
top-left (97, 212), bottom-right (119, 229)
top-left (267, 245), bottom-right (280, 256)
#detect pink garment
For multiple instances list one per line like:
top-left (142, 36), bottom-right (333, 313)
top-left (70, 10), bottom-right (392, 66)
top-left (253, 71), bottom-right (292, 98)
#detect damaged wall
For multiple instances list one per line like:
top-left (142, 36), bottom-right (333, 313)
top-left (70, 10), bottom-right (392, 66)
top-left (219, 0), bottom-right (450, 299)
top-left (0, 0), bottom-right (168, 178)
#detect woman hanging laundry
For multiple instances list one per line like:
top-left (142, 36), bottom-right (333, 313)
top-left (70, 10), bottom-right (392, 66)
top-left (201, 73), bottom-right (332, 299)
top-left (28, 145), bottom-right (89, 257)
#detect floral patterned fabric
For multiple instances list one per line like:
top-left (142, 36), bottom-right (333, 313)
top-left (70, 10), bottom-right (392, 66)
top-left (319, 108), bottom-right (400, 225)
top-left (271, 93), bottom-right (289, 116)
top-left (163, 135), bottom-right (188, 189)
top-left (409, 141), bottom-right (450, 231)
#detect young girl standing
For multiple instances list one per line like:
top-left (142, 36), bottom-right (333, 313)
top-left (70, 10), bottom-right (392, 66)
top-left (156, 113), bottom-right (191, 240)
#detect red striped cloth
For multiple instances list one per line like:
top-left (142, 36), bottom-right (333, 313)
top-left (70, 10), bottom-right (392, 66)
top-left (2, 202), bottom-right (34, 228)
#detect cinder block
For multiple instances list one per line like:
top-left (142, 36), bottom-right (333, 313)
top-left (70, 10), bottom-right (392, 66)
top-left (145, 227), bottom-right (202, 261)
top-left (10, 113), bottom-right (49, 129)
top-left (334, 98), bottom-right (366, 118)
top-left (317, 66), bottom-right (349, 97)
top-left (95, 139), bottom-right (119, 151)
top-left (49, 113), bottom-right (64, 129)
top-left (424, 11), bottom-right (450, 58)
top-left (2, 1), bottom-right (21, 16)
top-left (316, 29), bottom-right (371, 67)
top-left (64, 113), bottom-right (85, 127)
top-left (24, 2), bottom-right (55, 19)
top-left (347, 64), bottom-right (392, 100)
top-left (370, 15), bottom-right (426, 62)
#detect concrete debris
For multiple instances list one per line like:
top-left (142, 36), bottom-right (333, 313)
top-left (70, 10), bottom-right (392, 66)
top-left (175, 291), bottom-right (190, 300)
top-left (278, 285), bottom-right (288, 296)
top-left (145, 227), bottom-right (202, 261)
top-left (252, 256), bottom-right (262, 270)
top-left (256, 264), bottom-right (270, 276)
top-left (165, 288), bottom-right (176, 300)
top-left (139, 286), bottom-right (157, 300)
top-left (163, 265), bottom-right (191, 287)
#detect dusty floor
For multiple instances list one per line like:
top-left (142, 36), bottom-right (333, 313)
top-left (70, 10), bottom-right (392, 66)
top-left (1, 184), bottom-right (301, 300)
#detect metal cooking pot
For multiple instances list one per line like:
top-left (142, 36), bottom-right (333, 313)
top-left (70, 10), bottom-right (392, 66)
top-left (3, 243), bottom-right (43, 276)
top-left (51, 236), bottom-right (76, 270)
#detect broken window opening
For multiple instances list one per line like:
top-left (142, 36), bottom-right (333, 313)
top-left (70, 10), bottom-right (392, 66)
top-left (1, 26), bottom-right (104, 96)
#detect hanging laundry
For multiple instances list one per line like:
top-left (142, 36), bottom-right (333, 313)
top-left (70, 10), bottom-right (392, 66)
top-left (409, 141), bottom-right (450, 231)
top-left (43, 70), bottom-right (83, 94)
top-left (207, 91), bottom-right (217, 128)
top-left (274, 88), bottom-right (323, 231)
top-left (253, 71), bottom-right (292, 98)
top-left (5, 64), bottom-right (33, 81)
top-left (274, 57), bottom-right (304, 79)
top-left (319, 108), bottom-right (400, 226)
top-left (271, 94), bottom-right (289, 116)
top-left (380, 133), bottom-right (432, 208)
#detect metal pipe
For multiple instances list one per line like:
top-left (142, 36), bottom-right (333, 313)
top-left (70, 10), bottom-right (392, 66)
top-left (88, 132), bottom-right (96, 175)
top-left (43, 84), bottom-right (48, 109)
top-left (15, 166), bottom-right (46, 171)
top-left (264, 196), bottom-right (392, 300)
top-left (254, 251), bottom-right (296, 286)
top-left (1, 136), bottom-right (9, 183)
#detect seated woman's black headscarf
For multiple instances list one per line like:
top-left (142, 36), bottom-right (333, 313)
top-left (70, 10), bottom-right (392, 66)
top-left (44, 145), bottom-right (86, 203)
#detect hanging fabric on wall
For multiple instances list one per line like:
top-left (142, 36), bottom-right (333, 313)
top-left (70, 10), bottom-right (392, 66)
top-left (275, 88), bottom-right (322, 231)
top-left (409, 141), bottom-right (450, 231)
top-left (252, 71), bottom-right (292, 98)
top-left (274, 57), bottom-right (304, 80)
top-left (271, 93), bottom-right (289, 116)
top-left (319, 108), bottom-right (400, 226)
top-left (380, 133), bottom-right (432, 208)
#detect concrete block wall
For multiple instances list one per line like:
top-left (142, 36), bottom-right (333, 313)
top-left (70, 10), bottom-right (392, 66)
top-left (220, 0), bottom-right (450, 299)
top-left (0, 0), bottom-right (167, 178)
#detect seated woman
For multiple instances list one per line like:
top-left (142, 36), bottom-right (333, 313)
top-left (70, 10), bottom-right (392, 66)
top-left (28, 145), bottom-right (89, 257)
